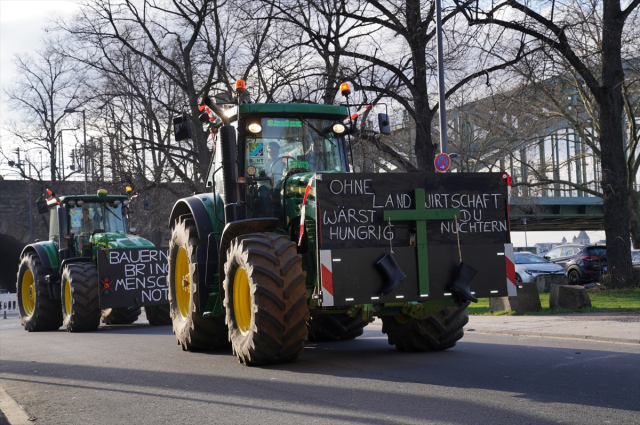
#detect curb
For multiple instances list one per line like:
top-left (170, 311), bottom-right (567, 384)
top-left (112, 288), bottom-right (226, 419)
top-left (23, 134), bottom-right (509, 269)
top-left (0, 386), bottom-right (33, 424)
top-left (467, 329), bottom-right (640, 345)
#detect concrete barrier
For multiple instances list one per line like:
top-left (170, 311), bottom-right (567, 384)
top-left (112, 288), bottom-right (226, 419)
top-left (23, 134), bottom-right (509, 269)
top-left (0, 293), bottom-right (18, 312)
top-left (549, 285), bottom-right (592, 309)
top-left (536, 274), bottom-right (569, 292)
top-left (490, 282), bottom-right (542, 312)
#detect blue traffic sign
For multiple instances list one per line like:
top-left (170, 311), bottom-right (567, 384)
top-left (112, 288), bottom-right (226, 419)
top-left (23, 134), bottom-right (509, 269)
top-left (434, 153), bottom-right (450, 172)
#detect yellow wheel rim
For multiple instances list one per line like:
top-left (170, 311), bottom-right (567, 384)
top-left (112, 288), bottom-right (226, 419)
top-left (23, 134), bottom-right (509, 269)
top-left (174, 247), bottom-right (191, 319)
top-left (64, 279), bottom-right (72, 317)
top-left (233, 267), bottom-right (251, 334)
top-left (21, 270), bottom-right (35, 316)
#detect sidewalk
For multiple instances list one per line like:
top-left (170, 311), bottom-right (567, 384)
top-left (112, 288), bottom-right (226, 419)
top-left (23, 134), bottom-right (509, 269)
top-left (467, 311), bottom-right (640, 344)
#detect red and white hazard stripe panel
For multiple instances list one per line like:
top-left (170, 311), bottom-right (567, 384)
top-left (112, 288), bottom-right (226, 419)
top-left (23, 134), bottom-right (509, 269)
top-left (319, 250), bottom-right (334, 306)
top-left (298, 180), bottom-right (313, 246)
top-left (504, 243), bottom-right (517, 296)
top-left (502, 173), bottom-right (512, 233)
top-left (342, 105), bottom-right (371, 124)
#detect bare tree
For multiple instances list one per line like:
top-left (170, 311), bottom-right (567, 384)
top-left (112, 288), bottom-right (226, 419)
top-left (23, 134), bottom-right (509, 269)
top-left (460, 0), bottom-right (640, 287)
top-left (3, 47), bottom-right (86, 181)
top-left (329, 0), bottom-right (529, 171)
top-left (58, 0), bottom-right (227, 186)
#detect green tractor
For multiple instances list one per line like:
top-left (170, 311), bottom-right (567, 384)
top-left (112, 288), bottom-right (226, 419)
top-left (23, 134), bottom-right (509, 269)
top-left (17, 189), bottom-right (171, 332)
top-left (167, 83), bottom-right (515, 365)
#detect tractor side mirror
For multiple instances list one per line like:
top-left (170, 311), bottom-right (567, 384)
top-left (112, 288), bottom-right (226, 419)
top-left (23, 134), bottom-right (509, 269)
top-left (37, 200), bottom-right (48, 214)
top-left (378, 113), bottom-right (390, 135)
top-left (143, 199), bottom-right (151, 211)
top-left (173, 113), bottom-right (192, 141)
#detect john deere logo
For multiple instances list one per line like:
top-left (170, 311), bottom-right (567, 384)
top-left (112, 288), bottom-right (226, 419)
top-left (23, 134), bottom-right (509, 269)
top-left (266, 119), bottom-right (302, 127)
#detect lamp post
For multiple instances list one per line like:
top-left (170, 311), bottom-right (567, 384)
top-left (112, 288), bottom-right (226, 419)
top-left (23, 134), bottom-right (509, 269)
top-left (58, 128), bottom-right (76, 178)
top-left (64, 108), bottom-right (87, 193)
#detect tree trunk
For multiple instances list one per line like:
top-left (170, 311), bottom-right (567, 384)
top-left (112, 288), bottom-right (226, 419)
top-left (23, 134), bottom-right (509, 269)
top-left (414, 106), bottom-right (438, 170)
top-left (628, 189), bottom-right (640, 249)
top-left (599, 2), bottom-right (633, 288)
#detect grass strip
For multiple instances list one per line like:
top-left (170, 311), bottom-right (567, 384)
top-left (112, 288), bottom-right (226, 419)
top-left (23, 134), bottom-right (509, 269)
top-left (468, 288), bottom-right (640, 316)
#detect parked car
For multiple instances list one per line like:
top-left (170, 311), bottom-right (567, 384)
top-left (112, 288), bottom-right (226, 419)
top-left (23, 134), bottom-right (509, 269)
top-left (632, 249), bottom-right (640, 266)
top-left (543, 244), bottom-right (606, 285)
top-left (514, 252), bottom-right (566, 284)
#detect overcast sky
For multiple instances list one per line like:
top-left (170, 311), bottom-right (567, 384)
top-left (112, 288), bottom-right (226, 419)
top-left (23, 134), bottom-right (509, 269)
top-left (0, 0), bottom-right (606, 247)
top-left (1, 1), bottom-right (78, 110)
top-left (0, 1), bottom-right (79, 178)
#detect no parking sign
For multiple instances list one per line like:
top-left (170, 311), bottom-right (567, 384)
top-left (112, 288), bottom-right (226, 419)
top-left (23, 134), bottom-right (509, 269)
top-left (434, 153), bottom-right (450, 172)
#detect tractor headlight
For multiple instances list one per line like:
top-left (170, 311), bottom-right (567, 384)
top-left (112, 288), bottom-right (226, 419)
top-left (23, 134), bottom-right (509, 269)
top-left (122, 199), bottom-right (129, 206)
top-left (113, 200), bottom-right (121, 206)
top-left (246, 165), bottom-right (257, 176)
top-left (76, 200), bottom-right (84, 206)
top-left (67, 200), bottom-right (76, 207)
top-left (332, 123), bottom-right (346, 134)
top-left (247, 123), bottom-right (262, 133)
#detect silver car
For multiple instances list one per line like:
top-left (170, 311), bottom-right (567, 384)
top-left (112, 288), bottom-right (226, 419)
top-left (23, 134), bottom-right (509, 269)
top-left (514, 252), bottom-right (566, 284)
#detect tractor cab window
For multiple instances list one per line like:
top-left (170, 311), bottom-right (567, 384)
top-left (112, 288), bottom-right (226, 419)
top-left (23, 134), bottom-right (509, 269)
top-left (243, 116), bottom-right (346, 219)
top-left (245, 117), bottom-right (346, 184)
top-left (68, 201), bottom-right (127, 236)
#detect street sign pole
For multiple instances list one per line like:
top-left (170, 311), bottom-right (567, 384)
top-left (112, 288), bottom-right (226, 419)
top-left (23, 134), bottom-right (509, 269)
top-left (436, 0), bottom-right (448, 155)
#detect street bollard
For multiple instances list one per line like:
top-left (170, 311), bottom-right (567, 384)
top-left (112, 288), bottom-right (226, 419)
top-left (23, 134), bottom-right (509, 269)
top-left (3, 310), bottom-right (6, 319)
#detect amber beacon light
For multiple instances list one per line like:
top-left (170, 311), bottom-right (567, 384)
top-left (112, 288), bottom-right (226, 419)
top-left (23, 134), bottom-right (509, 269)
top-left (236, 79), bottom-right (246, 94)
top-left (340, 82), bottom-right (351, 97)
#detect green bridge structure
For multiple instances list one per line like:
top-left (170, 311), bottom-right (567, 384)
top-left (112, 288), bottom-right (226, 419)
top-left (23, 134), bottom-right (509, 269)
top-left (509, 197), bottom-right (604, 232)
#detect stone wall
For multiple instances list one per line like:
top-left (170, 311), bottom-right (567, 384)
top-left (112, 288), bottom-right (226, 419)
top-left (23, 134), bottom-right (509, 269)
top-left (0, 179), bottom-right (192, 291)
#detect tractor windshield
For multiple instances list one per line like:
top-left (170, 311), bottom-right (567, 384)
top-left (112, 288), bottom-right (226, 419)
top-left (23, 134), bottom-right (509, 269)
top-left (68, 201), bottom-right (127, 235)
top-left (245, 117), bottom-right (347, 182)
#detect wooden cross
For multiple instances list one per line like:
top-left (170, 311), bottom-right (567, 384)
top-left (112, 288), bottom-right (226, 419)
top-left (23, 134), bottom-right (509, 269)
top-left (383, 188), bottom-right (459, 296)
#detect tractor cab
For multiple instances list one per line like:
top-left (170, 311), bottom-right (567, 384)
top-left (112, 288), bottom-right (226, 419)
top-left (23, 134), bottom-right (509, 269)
top-left (206, 104), bottom-right (350, 221)
top-left (47, 192), bottom-right (130, 259)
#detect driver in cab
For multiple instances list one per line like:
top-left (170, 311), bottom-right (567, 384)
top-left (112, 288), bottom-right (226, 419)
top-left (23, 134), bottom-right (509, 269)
top-left (265, 142), bottom-right (286, 182)
top-left (70, 206), bottom-right (98, 257)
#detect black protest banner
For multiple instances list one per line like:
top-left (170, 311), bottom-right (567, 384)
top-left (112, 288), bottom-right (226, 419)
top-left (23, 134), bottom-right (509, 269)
top-left (97, 248), bottom-right (169, 309)
top-left (316, 172), bottom-right (510, 250)
top-left (314, 172), bottom-right (512, 304)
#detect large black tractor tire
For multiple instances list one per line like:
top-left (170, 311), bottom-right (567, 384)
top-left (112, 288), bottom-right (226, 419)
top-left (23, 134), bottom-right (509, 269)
top-left (307, 314), bottom-right (368, 342)
top-left (168, 215), bottom-right (228, 351)
top-left (224, 233), bottom-right (309, 365)
top-left (381, 304), bottom-right (469, 352)
top-left (61, 263), bottom-right (101, 332)
top-left (144, 304), bottom-right (172, 326)
top-left (101, 306), bottom-right (141, 325)
top-left (17, 254), bottom-right (62, 332)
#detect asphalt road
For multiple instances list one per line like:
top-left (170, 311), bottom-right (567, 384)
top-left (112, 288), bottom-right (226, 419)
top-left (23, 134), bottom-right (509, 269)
top-left (1, 311), bottom-right (638, 425)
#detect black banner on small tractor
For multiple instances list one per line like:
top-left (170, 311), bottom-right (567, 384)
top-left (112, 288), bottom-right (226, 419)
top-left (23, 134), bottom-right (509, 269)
top-left (311, 172), bottom-right (516, 306)
top-left (97, 248), bottom-right (169, 309)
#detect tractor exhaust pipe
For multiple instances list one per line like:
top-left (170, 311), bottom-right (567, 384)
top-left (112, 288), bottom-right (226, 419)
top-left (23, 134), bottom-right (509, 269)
top-left (203, 96), bottom-right (242, 223)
